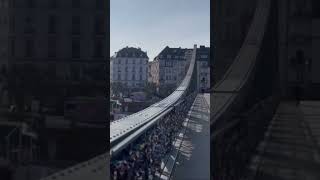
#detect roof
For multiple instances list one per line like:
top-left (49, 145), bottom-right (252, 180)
top-left (155, 46), bottom-right (191, 61)
top-left (196, 45), bottom-right (210, 61)
top-left (115, 47), bottom-right (148, 58)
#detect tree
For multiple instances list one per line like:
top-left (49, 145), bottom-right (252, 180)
top-left (110, 82), bottom-right (125, 97)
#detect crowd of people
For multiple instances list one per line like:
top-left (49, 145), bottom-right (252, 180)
top-left (110, 92), bottom-right (196, 180)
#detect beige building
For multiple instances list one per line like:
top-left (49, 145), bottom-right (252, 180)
top-left (151, 46), bottom-right (192, 88)
top-left (148, 60), bottom-right (159, 85)
top-left (150, 45), bottom-right (210, 91)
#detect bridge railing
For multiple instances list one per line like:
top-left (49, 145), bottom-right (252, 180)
top-left (110, 45), bottom-right (198, 156)
top-left (211, 0), bottom-right (279, 179)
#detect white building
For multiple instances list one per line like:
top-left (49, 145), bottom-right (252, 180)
top-left (110, 47), bottom-right (148, 88)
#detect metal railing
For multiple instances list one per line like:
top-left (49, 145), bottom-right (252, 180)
top-left (211, 0), bottom-right (280, 179)
top-left (110, 45), bottom-right (198, 153)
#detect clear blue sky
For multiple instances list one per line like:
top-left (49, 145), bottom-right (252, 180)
top-left (111, 0), bottom-right (210, 61)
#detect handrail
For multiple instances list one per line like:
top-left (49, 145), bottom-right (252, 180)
top-left (212, 0), bottom-right (271, 126)
top-left (211, 0), bottom-right (273, 179)
top-left (110, 45), bottom-right (197, 145)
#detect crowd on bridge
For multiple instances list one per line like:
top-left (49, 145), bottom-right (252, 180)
top-left (110, 92), bottom-right (196, 180)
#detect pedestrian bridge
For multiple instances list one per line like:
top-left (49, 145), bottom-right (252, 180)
top-left (40, 45), bottom-right (198, 180)
top-left (211, 0), bottom-right (282, 179)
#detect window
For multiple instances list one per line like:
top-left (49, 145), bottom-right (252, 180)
top-left (48, 15), bottom-right (57, 34)
top-left (125, 67), bottom-right (128, 72)
top-left (139, 74), bottom-right (142, 80)
top-left (48, 38), bottom-right (56, 58)
top-left (25, 39), bottom-right (35, 57)
top-left (118, 73), bottom-right (121, 80)
top-left (72, 16), bottom-right (80, 35)
top-left (132, 66), bottom-right (135, 72)
top-left (72, 0), bottom-right (80, 8)
top-left (132, 59), bottom-right (135, 64)
top-left (132, 74), bottom-right (135, 80)
top-left (94, 39), bottom-right (103, 57)
top-left (72, 39), bottom-right (80, 58)
top-left (139, 66), bottom-right (142, 72)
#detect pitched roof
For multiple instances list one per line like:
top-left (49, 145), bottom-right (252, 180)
top-left (115, 47), bottom-right (148, 58)
top-left (156, 46), bottom-right (191, 61)
top-left (196, 45), bottom-right (210, 61)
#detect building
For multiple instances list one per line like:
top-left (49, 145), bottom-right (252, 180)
top-left (196, 46), bottom-right (210, 91)
top-left (150, 45), bottom-right (210, 91)
top-left (1, 0), bottom-right (107, 107)
top-left (151, 46), bottom-right (192, 88)
top-left (148, 60), bottom-right (159, 85)
top-left (0, 1), bottom-right (107, 177)
top-left (110, 47), bottom-right (148, 89)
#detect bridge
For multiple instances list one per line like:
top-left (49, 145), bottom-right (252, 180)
top-left (40, 44), bottom-right (204, 180)
top-left (212, 0), bottom-right (320, 179)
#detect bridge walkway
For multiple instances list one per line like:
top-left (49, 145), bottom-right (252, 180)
top-left (247, 101), bottom-right (320, 180)
top-left (172, 93), bottom-right (210, 180)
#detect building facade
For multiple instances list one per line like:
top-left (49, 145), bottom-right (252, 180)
top-left (110, 47), bottom-right (148, 88)
top-left (0, 0), bottom-right (108, 111)
top-left (148, 60), bottom-right (159, 85)
top-left (150, 45), bottom-right (210, 91)
top-left (151, 46), bottom-right (192, 88)
top-left (196, 46), bottom-right (210, 91)
top-left (1, 0), bottom-right (107, 106)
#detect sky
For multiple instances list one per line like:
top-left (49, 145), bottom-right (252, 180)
top-left (110, 0), bottom-right (210, 61)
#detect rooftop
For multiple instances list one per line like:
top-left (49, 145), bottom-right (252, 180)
top-left (115, 47), bottom-right (148, 58)
top-left (155, 46), bottom-right (192, 61)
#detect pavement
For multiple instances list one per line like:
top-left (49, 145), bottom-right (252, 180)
top-left (247, 101), bottom-right (320, 180)
top-left (172, 94), bottom-right (210, 180)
